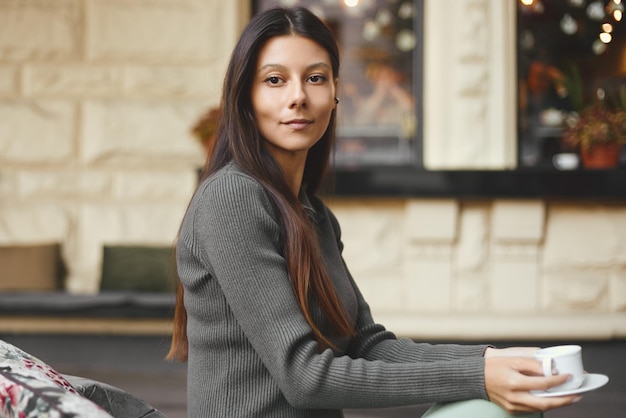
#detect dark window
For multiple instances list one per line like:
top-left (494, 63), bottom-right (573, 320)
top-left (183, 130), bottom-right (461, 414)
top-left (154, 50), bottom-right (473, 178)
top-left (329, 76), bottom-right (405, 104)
top-left (517, 0), bottom-right (626, 170)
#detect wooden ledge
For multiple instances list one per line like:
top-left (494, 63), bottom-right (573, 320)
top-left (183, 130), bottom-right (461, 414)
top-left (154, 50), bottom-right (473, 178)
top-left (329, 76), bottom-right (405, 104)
top-left (0, 316), bottom-right (173, 336)
top-left (376, 312), bottom-right (626, 341)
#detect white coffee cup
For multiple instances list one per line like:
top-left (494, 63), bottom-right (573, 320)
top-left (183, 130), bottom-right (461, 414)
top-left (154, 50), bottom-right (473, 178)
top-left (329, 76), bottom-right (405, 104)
top-left (534, 345), bottom-right (585, 392)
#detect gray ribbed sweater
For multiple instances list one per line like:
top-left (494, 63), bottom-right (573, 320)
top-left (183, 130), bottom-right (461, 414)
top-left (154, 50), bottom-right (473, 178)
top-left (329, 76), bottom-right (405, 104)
top-left (177, 163), bottom-right (490, 417)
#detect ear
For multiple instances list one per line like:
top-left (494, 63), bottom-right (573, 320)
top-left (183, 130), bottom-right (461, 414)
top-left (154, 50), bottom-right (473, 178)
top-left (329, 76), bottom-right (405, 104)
top-left (333, 78), bottom-right (339, 108)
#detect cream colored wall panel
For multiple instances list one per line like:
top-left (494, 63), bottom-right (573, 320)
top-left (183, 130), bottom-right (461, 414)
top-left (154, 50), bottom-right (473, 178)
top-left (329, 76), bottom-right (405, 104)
top-left (544, 205), bottom-right (626, 269)
top-left (23, 65), bottom-right (123, 97)
top-left (0, 100), bottom-right (75, 162)
top-left (403, 255), bottom-right (453, 313)
top-left (423, 0), bottom-right (516, 169)
top-left (542, 273), bottom-right (610, 312)
top-left (491, 200), bottom-right (545, 242)
top-left (111, 170), bottom-right (197, 202)
top-left (447, 96), bottom-right (488, 164)
top-left (490, 259), bottom-right (539, 313)
top-left (0, 67), bottom-right (16, 96)
top-left (455, 204), bottom-right (488, 271)
top-left (330, 201), bottom-right (404, 279)
top-left (80, 202), bottom-right (184, 250)
top-left (124, 66), bottom-right (218, 98)
top-left (610, 271), bottom-right (626, 312)
top-left (380, 313), bottom-right (626, 340)
top-left (492, 243), bottom-right (540, 259)
top-left (81, 99), bottom-right (207, 164)
top-left (0, 169), bottom-right (17, 197)
top-left (0, 0), bottom-right (82, 61)
top-left (356, 277), bottom-right (405, 315)
top-left (404, 199), bottom-right (458, 242)
top-left (454, 273), bottom-right (488, 312)
top-left (87, 0), bottom-right (214, 63)
top-left (0, 204), bottom-right (71, 244)
top-left (17, 170), bottom-right (112, 199)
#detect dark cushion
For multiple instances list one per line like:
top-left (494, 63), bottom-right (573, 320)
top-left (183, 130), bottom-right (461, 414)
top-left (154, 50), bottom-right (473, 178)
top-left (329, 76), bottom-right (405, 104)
top-left (64, 375), bottom-right (167, 418)
top-left (100, 245), bottom-right (175, 293)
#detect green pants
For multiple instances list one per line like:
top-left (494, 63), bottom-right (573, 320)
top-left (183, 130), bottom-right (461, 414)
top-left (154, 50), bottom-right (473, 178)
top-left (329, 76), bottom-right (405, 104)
top-left (423, 399), bottom-right (543, 418)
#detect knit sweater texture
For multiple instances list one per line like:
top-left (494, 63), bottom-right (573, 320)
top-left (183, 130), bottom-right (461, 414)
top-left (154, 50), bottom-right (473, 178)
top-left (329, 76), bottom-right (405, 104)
top-left (177, 163), bottom-right (490, 417)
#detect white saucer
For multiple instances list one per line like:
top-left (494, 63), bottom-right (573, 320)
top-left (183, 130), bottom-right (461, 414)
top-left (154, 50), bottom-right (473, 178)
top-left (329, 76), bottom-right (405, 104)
top-left (531, 373), bottom-right (609, 397)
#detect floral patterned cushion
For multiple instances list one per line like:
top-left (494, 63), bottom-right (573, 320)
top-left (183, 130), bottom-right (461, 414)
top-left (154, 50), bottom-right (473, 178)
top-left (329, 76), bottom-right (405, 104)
top-left (0, 339), bottom-right (113, 418)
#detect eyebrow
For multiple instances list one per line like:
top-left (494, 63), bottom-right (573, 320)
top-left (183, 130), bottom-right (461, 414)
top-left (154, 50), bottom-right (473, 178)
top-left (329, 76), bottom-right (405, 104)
top-left (257, 62), bottom-right (331, 74)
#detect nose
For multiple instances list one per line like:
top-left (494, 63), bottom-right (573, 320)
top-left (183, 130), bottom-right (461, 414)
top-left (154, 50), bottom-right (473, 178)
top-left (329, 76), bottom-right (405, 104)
top-left (288, 81), bottom-right (307, 108)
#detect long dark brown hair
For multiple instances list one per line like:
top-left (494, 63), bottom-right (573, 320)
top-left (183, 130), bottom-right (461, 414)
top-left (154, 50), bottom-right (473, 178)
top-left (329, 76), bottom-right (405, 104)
top-left (167, 7), bottom-right (353, 362)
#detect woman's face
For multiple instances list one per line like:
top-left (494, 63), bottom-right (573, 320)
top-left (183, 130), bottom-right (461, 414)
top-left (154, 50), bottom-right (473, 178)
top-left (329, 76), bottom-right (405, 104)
top-left (251, 35), bottom-right (337, 169)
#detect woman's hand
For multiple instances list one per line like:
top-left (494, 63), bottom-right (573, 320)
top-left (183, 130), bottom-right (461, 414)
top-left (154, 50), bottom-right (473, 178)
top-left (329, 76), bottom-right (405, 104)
top-left (484, 346), bottom-right (539, 359)
top-left (484, 354), bottom-right (582, 414)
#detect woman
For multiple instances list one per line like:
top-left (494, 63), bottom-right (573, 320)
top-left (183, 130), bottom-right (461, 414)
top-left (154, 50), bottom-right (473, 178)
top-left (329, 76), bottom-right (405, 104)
top-left (168, 7), bottom-right (579, 417)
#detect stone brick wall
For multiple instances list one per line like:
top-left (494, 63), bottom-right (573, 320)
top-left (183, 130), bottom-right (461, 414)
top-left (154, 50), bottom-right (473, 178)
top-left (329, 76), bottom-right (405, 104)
top-left (0, 0), bottom-right (246, 292)
top-left (329, 198), bottom-right (626, 339)
top-left (1, 0), bottom-right (624, 340)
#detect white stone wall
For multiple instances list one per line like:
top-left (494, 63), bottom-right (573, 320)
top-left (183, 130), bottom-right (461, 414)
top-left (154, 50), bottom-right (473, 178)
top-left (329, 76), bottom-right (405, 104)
top-left (329, 198), bottom-right (626, 340)
top-left (1, 0), bottom-right (624, 340)
top-left (423, 0), bottom-right (517, 169)
top-left (0, 0), bottom-right (247, 292)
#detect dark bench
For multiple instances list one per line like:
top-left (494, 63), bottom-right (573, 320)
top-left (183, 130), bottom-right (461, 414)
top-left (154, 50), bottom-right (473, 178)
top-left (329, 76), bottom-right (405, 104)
top-left (0, 291), bottom-right (175, 335)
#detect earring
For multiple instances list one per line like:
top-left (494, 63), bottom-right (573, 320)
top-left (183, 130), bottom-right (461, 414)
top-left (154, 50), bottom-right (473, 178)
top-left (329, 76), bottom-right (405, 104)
top-left (334, 97), bottom-right (340, 104)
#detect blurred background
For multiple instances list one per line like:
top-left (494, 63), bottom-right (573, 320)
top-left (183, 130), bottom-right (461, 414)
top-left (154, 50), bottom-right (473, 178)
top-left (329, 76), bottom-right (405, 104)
top-left (0, 0), bottom-right (624, 417)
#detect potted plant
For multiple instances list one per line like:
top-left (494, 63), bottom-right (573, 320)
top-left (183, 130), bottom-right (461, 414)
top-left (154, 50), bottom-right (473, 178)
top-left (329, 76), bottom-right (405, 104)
top-left (562, 99), bottom-right (626, 169)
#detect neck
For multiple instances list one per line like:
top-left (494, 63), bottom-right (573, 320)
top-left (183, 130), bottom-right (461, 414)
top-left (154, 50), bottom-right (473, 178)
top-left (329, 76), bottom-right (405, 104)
top-left (283, 161), bottom-right (305, 197)
top-left (271, 152), bottom-right (307, 197)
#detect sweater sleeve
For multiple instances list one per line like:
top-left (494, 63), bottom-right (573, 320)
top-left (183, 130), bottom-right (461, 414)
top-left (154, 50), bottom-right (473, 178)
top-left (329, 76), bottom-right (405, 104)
top-left (188, 170), bottom-right (489, 410)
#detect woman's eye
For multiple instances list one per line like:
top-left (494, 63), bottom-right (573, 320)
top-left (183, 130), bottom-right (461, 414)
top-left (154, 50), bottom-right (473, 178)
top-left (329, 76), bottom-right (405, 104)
top-left (308, 75), bottom-right (326, 83)
top-left (265, 76), bottom-right (281, 85)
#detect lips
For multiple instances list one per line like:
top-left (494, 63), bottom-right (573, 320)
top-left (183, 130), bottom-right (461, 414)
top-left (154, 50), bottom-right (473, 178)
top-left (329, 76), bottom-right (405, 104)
top-left (284, 119), bottom-right (312, 130)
